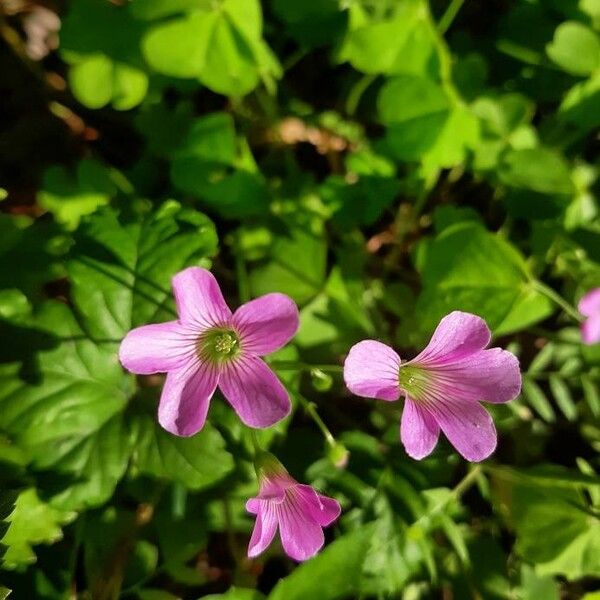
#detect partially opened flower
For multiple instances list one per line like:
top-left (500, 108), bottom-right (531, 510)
top-left (119, 267), bottom-right (299, 436)
top-left (247, 453), bottom-right (341, 561)
top-left (578, 288), bottom-right (600, 345)
top-left (344, 311), bottom-right (521, 462)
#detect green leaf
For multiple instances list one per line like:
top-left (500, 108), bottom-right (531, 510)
top-left (268, 525), bottom-right (376, 600)
top-left (519, 564), bottom-right (559, 600)
top-left (38, 159), bottom-right (117, 229)
top-left (378, 75), bottom-right (450, 160)
top-left (249, 221), bottom-right (327, 305)
top-left (549, 375), bottom-right (577, 421)
top-left (546, 21), bottom-right (600, 76)
top-left (488, 464), bottom-right (600, 489)
top-left (379, 75), bottom-right (449, 125)
top-left (498, 148), bottom-right (574, 195)
top-left (69, 54), bottom-right (113, 108)
top-left (130, 0), bottom-right (211, 20)
top-left (0, 488), bottom-right (75, 569)
top-left (170, 114), bottom-right (270, 218)
top-left (582, 374), bottom-right (600, 417)
top-left (131, 415), bottom-right (234, 490)
top-left (415, 223), bottom-right (554, 336)
top-left (496, 480), bottom-right (600, 580)
top-left (69, 54), bottom-right (148, 110)
top-left (67, 204), bottom-right (218, 340)
top-left (0, 301), bottom-right (131, 511)
top-left (175, 113), bottom-right (237, 165)
top-left (319, 174), bottom-right (400, 228)
top-left (522, 378), bottom-right (556, 422)
top-left (0, 215), bottom-right (62, 297)
top-left (339, 0), bottom-right (440, 77)
top-left (0, 586), bottom-right (10, 600)
top-left (378, 75), bottom-right (478, 167)
top-left (558, 72), bottom-right (600, 133)
top-left (142, 0), bottom-right (279, 96)
top-left (142, 12), bottom-right (219, 79)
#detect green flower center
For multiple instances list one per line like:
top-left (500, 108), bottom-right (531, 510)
top-left (197, 327), bottom-right (241, 363)
top-left (398, 365), bottom-right (430, 401)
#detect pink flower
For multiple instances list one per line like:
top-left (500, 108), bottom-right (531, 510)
top-left (578, 288), bottom-right (600, 345)
top-left (343, 311), bottom-right (521, 462)
top-left (119, 267), bottom-right (299, 436)
top-left (246, 455), bottom-right (341, 561)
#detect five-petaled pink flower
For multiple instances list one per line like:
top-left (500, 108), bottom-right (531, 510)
top-left (343, 311), bottom-right (521, 462)
top-left (119, 267), bottom-right (299, 436)
top-left (578, 288), bottom-right (600, 345)
top-left (247, 454), bottom-right (341, 561)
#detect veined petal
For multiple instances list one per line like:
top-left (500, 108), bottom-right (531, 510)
top-left (343, 340), bottom-right (401, 401)
top-left (158, 360), bottom-right (219, 436)
top-left (247, 502), bottom-right (278, 558)
top-left (233, 293), bottom-right (299, 356)
top-left (582, 314), bottom-right (600, 345)
top-left (172, 267), bottom-right (232, 329)
top-left (278, 495), bottom-right (325, 561)
top-left (219, 356), bottom-right (291, 428)
top-left (426, 397), bottom-right (497, 462)
top-left (414, 311), bottom-right (491, 366)
top-left (416, 348), bottom-right (521, 404)
top-left (578, 288), bottom-right (600, 317)
top-left (119, 321), bottom-right (193, 375)
top-left (295, 485), bottom-right (341, 527)
top-left (400, 398), bottom-right (440, 460)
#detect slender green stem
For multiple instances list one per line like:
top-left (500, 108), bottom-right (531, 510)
top-left (532, 280), bottom-right (584, 323)
top-left (294, 392), bottom-right (336, 447)
top-left (346, 74), bottom-right (377, 116)
top-left (438, 0), bottom-right (466, 35)
top-left (410, 465), bottom-right (482, 528)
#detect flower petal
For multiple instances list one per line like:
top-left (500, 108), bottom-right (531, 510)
top-left (219, 356), bottom-right (291, 428)
top-left (343, 340), bottom-right (401, 401)
top-left (578, 288), bottom-right (600, 317)
top-left (233, 293), bottom-right (299, 356)
top-left (427, 398), bottom-right (497, 462)
top-left (582, 314), bottom-right (600, 345)
top-left (247, 502), bottom-right (278, 558)
top-left (158, 360), bottom-right (219, 436)
top-left (172, 267), bottom-right (232, 329)
top-left (421, 348), bottom-right (522, 404)
top-left (278, 497), bottom-right (325, 561)
top-left (295, 484), bottom-right (341, 527)
top-left (400, 398), bottom-right (440, 460)
top-left (414, 311), bottom-right (491, 366)
top-left (119, 321), bottom-right (193, 374)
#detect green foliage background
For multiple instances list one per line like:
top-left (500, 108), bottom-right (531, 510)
top-left (1, 0), bottom-right (600, 598)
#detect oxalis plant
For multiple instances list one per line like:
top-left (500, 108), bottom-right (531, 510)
top-left (120, 266), bottom-right (523, 560)
top-left (1, 0), bottom-right (600, 598)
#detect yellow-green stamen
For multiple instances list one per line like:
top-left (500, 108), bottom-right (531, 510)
top-left (398, 364), bottom-right (430, 402)
top-left (197, 327), bottom-right (241, 364)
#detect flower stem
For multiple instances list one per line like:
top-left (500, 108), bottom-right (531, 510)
top-left (532, 280), bottom-right (584, 323)
top-left (346, 73), bottom-right (377, 116)
top-left (438, 0), bottom-right (466, 35)
top-left (410, 465), bottom-right (482, 528)
top-left (294, 392), bottom-right (336, 448)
